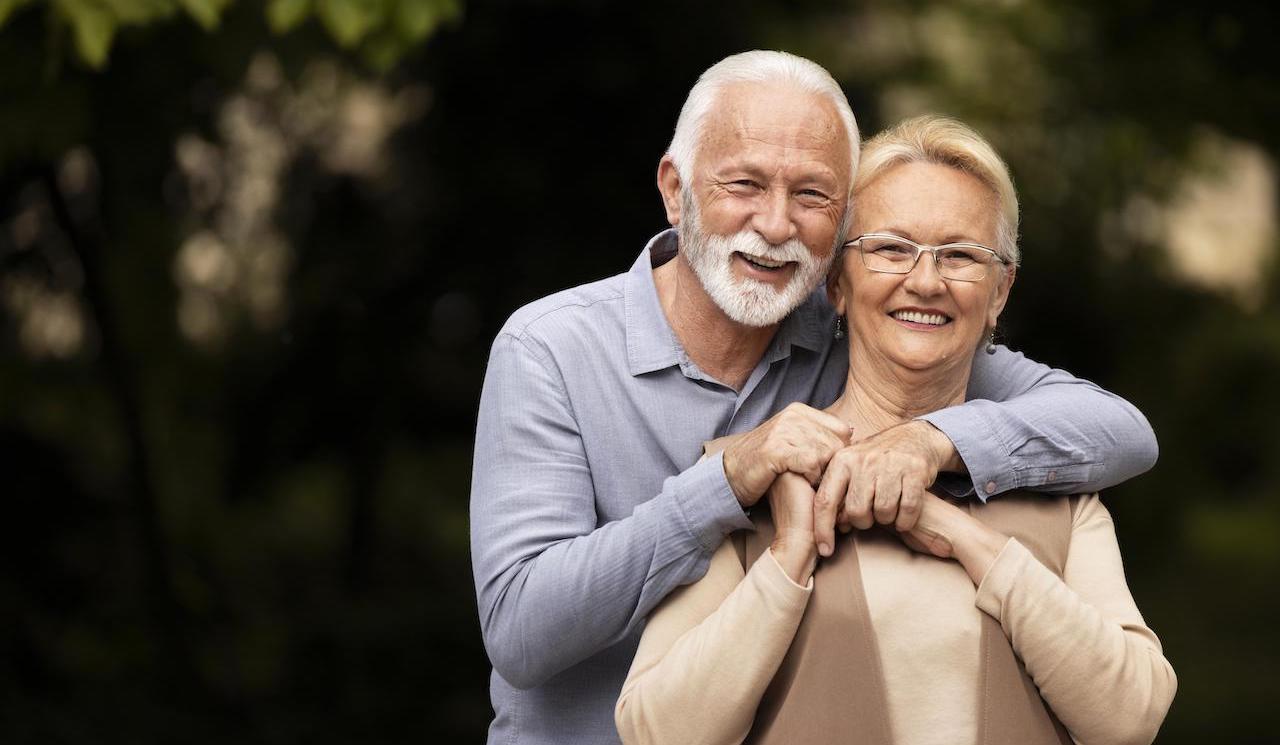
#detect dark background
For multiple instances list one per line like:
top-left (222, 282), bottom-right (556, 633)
top-left (2, 0), bottom-right (1278, 742)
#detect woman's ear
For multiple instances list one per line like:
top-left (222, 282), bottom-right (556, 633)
top-left (827, 269), bottom-right (848, 317)
top-left (657, 157), bottom-right (684, 227)
top-left (986, 264), bottom-right (1016, 329)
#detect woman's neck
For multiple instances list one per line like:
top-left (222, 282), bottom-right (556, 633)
top-left (828, 339), bottom-right (973, 437)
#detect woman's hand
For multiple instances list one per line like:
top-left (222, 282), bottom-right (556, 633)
top-left (897, 491), bottom-right (1010, 586)
top-left (767, 473), bottom-right (820, 584)
top-left (812, 420), bottom-right (961, 556)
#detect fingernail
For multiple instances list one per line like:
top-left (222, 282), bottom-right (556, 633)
top-left (819, 542), bottom-right (830, 557)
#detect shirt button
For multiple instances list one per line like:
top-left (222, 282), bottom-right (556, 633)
top-left (984, 481), bottom-right (997, 495)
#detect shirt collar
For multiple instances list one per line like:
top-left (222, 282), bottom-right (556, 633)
top-left (624, 230), bottom-right (684, 376)
top-left (768, 287), bottom-right (829, 361)
top-left (624, 229), bottom-right (833, 377)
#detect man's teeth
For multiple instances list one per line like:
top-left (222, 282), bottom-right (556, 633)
top-left (892, 310), bottom-right (950, 326)
top-left (741, 253), bottom-right (787, 269)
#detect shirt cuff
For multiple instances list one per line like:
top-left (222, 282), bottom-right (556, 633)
top-left (750, 549), bottom-right (814, 619)
top-left (974, 537), bottom-right (1026, 620)
top-left (763, 548), bottom-right (816, 592)
top-left (670, 451), bottom-right (754, 552)
top-left (918, 405), bottom-right (1013, 502)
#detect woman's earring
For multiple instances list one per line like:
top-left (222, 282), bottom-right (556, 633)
top-left (985, 331), bottom-right (997, 355)
top-left (834, 316), bottom-right (846, 340)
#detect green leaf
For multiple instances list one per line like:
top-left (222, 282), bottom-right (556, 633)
top-left (56, 0), bottom-right (119, 69)
top-left (316, 0), bottom-right (384, 48)
top-left (435, 0), bottom-right (461, 23)
top-left (176, 0), bottom-right (225, 30)
top-left (393, 0), bottom-right (437, 42)
top-left (0, 0), bottom-right (36, 29)
top-left (266, 0), bottom-right (312, 33)
top-left (100, 0), bottom-right (172, 24)
top-left (361, 26), bottom-right (405, 72)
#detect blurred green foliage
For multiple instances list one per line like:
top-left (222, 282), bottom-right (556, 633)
top-left (0, 0), bottom-right (460, 70)
top-left (1, 0), bottom-right (1277, 743)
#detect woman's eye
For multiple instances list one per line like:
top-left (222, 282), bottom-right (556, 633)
top-left (876, 243), bottom-right (914, 258)
top-left (938, 249), bottom-right (978, 265)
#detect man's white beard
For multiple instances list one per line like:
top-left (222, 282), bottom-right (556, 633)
top-left (679, 193), bottom-right (832, 328)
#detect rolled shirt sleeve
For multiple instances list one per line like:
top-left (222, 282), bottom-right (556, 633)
top-left (921, 344), bottom-right (1159, 500)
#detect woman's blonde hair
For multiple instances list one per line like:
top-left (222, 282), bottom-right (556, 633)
top-left (855, 115), bottom-right (1020, 265)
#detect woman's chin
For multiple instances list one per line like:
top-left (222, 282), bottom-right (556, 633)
top-left (885, 343), bottom-right (973, 372)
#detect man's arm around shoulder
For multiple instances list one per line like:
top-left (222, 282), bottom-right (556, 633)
top-left (920, 345), bottom-right (1157, 498)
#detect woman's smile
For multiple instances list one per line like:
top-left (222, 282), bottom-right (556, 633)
top-left (888, 307), bottom-right (953, 329)
top-left (835, 160), bottom-right (1011, 373)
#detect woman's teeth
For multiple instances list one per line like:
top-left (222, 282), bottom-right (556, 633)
top-left (891, 310), bottom-right (950, 326)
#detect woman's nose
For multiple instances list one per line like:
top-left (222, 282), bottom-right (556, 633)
top-left (904, 251), bottom-right (946, 295)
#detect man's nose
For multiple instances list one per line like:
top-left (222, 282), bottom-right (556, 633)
top-left (751, 188), bottom-right (796, 246)
top-left (904, 250), bottom-right (947, 295)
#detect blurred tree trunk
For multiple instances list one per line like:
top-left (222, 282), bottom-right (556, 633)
top-left (42, 164), bottom-right (196, 687)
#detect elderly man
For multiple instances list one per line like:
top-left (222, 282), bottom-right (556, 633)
top-left (470, 51), bottom-right (1156, 744)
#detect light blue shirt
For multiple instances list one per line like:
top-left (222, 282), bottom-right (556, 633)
top-left (469, 230), bottom-right (1157, 744)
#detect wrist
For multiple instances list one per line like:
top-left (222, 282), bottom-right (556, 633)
top-left (721, 448), bottom-right (756, 507)
top-left (952, 520), bottom-right (1009, 585)
top-left (914, 420), bottom-right (964, 473)
top-left (770, 532), bottom-right (817, 584)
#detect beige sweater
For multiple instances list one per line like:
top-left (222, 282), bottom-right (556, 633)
top-left (615, 495), bottom-right (1175, 745)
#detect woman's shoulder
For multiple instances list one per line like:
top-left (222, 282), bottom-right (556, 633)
top-left (1066, 492), bottom-right (1112, 528)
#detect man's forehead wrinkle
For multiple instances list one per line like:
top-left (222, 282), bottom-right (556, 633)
top-left (691, 82), bottom-right (852, 190)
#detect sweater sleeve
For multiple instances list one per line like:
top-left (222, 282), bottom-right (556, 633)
top-left (975, 495), bottom-right (1177, 745)
top-left (615, 541), bottom-right (812, 745)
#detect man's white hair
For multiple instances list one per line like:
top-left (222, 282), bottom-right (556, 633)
top-left (666, 50), bottom-right (861, 190)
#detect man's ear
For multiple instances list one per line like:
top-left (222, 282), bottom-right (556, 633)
top-left (657, 157), bottom-right (684, 227)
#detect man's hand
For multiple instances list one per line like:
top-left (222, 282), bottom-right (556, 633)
top-left (812, 420), bottom-right (960, 557)
top-left (722, 403), bottom-right (852, 508)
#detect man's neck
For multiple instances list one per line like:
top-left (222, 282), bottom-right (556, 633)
top-left (652, 254), bottom-right (776, 391)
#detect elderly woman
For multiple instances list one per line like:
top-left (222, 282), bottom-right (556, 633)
top-left (614, 115), bottom-right (1176, 745)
